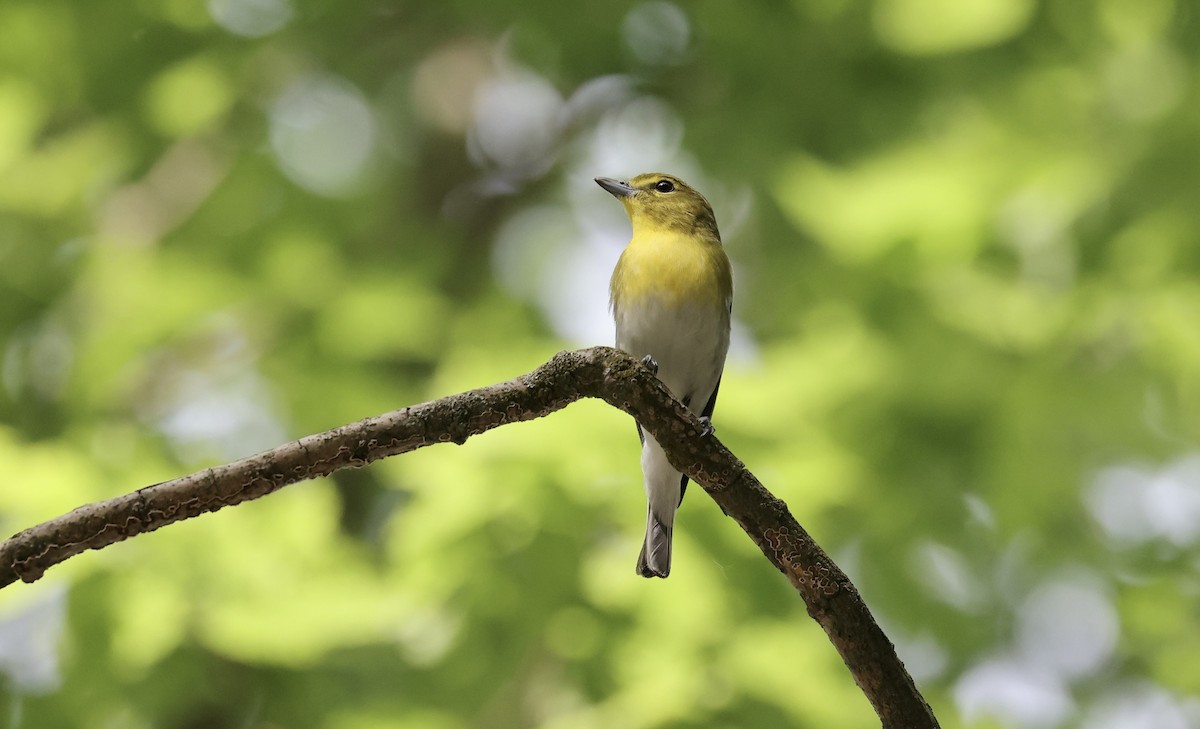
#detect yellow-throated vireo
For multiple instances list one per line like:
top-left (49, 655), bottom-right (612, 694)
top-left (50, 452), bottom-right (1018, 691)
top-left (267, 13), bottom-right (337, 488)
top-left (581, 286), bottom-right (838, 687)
top-left (596, 173), bottom-right (733, 578)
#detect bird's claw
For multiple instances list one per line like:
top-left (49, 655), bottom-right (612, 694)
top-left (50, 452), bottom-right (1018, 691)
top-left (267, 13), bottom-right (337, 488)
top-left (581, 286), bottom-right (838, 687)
top-left (697, 415), bottom-right (714, 438)
top-left (640, 354), bottom-right (659, 375)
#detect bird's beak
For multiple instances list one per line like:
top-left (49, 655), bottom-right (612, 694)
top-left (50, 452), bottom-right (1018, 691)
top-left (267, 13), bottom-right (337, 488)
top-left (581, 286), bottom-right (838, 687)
top-left (595, 177), bottom-right (637, 198)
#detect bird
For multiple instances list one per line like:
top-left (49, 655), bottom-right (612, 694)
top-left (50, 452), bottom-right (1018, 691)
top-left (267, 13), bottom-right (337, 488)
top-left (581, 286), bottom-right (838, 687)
top-left (596, 173), bottom-right (733, 578)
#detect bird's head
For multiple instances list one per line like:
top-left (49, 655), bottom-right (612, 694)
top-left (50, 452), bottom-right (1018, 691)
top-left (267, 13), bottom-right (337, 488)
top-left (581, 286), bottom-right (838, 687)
top-left (595, 173), bottom-right (719, 239)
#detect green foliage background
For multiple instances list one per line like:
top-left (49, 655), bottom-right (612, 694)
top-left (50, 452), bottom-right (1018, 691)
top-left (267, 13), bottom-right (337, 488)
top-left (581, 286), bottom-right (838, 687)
top-left (1, 0), bottom-right (1199, 727)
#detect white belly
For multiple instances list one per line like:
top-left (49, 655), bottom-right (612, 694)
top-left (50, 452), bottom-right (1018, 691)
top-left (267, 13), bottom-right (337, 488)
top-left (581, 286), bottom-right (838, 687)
top-left (614, 296), bottom-right (729, 411)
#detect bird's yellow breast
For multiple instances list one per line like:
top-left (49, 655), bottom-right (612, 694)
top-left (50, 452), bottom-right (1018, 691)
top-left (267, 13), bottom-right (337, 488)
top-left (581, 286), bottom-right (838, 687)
top-left (610, 227), bottom-right (732, 311)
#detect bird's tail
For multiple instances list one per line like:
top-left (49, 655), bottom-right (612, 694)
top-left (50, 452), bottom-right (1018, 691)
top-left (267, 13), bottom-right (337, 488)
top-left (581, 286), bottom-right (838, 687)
top-left (636, 507), bottom-right (672, 578)
top-left (636, 433), bottom-right (683, 578)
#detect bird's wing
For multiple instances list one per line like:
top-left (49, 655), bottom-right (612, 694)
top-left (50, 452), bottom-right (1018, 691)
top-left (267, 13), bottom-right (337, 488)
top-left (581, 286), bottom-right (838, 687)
top-left (676, 373), bottom-right (723, 504)
top-left (700, 374), bottom-right (722, 421)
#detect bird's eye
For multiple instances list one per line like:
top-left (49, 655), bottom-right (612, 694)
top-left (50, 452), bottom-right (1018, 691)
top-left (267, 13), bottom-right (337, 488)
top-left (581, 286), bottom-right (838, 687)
top-left (654, 180), bottom-right (675, 193)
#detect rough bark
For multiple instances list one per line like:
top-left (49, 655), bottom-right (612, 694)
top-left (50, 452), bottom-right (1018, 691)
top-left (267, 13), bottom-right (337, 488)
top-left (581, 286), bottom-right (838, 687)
top-left (0, 346), bottom-right (938, 729)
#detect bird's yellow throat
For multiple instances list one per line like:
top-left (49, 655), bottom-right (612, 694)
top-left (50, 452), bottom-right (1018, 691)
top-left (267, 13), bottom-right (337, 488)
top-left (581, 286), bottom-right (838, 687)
top-left (611, 225), bottom-right (732, 310)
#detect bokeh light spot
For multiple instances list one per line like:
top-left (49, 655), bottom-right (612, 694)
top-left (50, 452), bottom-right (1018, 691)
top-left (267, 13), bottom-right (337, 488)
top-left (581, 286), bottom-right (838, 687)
top-left (144, 56), bottom-right (234, 137)
top-left (208, 0), bottom-right (292, 37)
top-left (954, 656), bottom-right (1073, 728)
top-left (1087, 455), bottom-right (1200, 548)
top-left (911, 540), bottom-right (983, 612)
top-left (874, 0), bottom-right (1035, 55)
top-left (1082, 682), bottom-right (1198, 729)
top-left (622, 2), bottom-right (691, 66)
top-left (0, 586), bottom-right (66, 694)
top-left (0, 77), bottom-right (46, 169)
top-left (1104, 44), bottom-right (1185, 124)
top-left (586, 97), bottom-right (685, 178)
top-left (468, 70), bottom-right (562, 175)
top-left (411, 38), bottom-right (494, 135)
top-left (1016, 575), bottom-right (1119, 680)
top-left (270, 74), bottom-right (377, 197)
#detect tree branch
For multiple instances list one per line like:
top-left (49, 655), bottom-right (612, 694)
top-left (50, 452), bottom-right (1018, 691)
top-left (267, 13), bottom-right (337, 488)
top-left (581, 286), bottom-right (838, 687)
top-left (0, 346), bottom-right (938, 728)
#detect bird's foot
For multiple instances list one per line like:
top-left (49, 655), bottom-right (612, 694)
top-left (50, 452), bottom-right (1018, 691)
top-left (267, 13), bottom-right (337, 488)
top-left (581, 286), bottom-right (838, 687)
top-left (640, 354), bottom-right (659, 375)
top-left (697, 415), bottom-right (715, 438)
